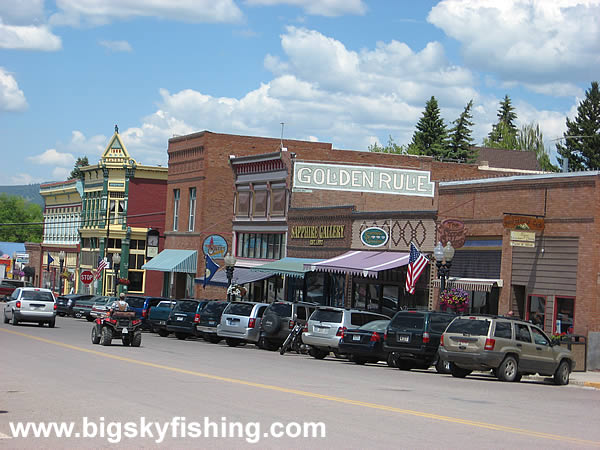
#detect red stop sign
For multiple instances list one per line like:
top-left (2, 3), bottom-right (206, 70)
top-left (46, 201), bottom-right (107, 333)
top-left (80, 270), bottom-right (94, 284)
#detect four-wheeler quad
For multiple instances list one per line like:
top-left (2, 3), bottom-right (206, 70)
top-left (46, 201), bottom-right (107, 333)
top-left (91, 311), bottom-right (142, 347)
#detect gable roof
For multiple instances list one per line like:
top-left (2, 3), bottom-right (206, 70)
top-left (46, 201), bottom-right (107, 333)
top-left (100, 132), bottom-right (135, 165)
top-left (474, 147), bottom-right (540, 171)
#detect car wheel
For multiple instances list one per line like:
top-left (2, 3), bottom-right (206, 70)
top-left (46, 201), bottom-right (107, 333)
top-left (11, 314), bottom-right (18, 326)
top-left (386, 352), bottom-right (398, 367)
top-left (175, 332), bottom-right (188, 340)
top-left (226, 338), bottom-right (241, 347)
top-left (38, 321), bottom-right (45, 327)
top-left (450, 362), bottom-right (472, 378)
top-left (309, 347), bottom-right (328, 359)
top-left (49, 318), bottom-right (55, 328)
top-left (100, 326), bottom-right (113, 346)
top-left (91, 326), bottom-right (100, 344)
top-left (553, 360), bottom-right (570, 385)
top-left (435, 353), bottom-right (451, 374)
top-left (131, 332), bottom-right (142, 347)
top-left (158, 329), bottom-right (169, 337)
top-left (497, 356), bottom-right (519, 382)
top-left (261, 313), bottom-right (281, 336)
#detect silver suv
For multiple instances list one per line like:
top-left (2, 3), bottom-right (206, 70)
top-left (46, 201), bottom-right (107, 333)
top-left (439, 315), bottom-right (574, 385)
top-left (3, 287), bottom-right (57, 327)
top-left (217, 301), bottom-right (269, 347)
top-left (302, 307), bottom-right (389, 359)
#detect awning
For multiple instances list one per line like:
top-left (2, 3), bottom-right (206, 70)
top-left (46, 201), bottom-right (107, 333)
top-left (305, 250), bottom-right (410, 278)
top-left (430, 277), bottom-right (504, 292)
top-left (252, 257), bottom-right (324, 278)
top-left (141, 249), bottom-right (197, 273)
top-left (195, 267), bottom-right (272, 287)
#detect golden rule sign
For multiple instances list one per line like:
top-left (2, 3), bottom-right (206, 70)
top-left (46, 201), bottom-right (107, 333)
top-left (293, 162), bottom-right (435, 197)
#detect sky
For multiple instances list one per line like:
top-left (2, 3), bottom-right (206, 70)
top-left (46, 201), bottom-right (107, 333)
top-left (1, 0), bottom-right (599, 185)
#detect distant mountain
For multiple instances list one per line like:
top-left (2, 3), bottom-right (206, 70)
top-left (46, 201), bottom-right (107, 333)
top-left (0, 184), bottom-right (44, 207)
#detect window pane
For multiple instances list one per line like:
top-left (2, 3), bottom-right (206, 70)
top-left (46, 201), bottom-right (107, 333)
top-left (237, 191), bottom-right (250, 217)
top-left (254, 190), bottom-right (267, 217)
top-left (271, 189), bottom-right (286, 215)
top-left (528, 295), bottom-right (545, 328)
top-left (267, 234), bottom-right (274, 259)
top-left (260, 234), bottom-right (268, 258)
top-left (556, 297), bottom-right (574, 334)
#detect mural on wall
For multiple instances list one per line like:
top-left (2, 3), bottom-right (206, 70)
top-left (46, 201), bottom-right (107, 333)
top-left (353, 219), bottom-right (435, 251)
top-left (437, 219), bottom-right (467, 249)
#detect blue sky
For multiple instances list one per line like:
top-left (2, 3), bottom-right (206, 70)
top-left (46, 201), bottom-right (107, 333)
top-left (1, 0), bottom-right (598, 184)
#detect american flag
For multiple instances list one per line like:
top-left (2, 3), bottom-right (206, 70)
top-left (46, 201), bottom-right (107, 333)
top-left (94, 256), bottom-right (108, 280)
top-left (405, 242), bottom-right (429, 295)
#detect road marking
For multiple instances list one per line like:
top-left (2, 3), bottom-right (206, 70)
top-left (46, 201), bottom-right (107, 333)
top-left (2, 328), bottom-right (599, 447)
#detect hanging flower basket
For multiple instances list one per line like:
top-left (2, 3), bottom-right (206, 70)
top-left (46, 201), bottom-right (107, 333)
top-left (440, 287), bottom-right (469, 313)
top-left (116, 278), bottom-right (130, 286)
top-left (227, 284), bottom-right (247, 298)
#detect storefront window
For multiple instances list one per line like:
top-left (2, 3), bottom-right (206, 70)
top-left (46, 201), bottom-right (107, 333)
top-left (555, 297), bottom-right (574, 334)
top-left (254, 190), bottom-right (267, 217)
top-left (527, 295), bottom-right (546, 328)
top-left (306, 273), bottom-right (326, 305)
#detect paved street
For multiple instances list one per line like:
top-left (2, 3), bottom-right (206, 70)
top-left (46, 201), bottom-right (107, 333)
top-left (1, 317), bottom-right (599, 449)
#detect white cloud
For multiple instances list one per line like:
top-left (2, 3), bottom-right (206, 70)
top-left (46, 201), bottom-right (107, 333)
top-left (428, 0), bottom-right (600, 90)
top-left (27, 149), bottom-right (75, 166)
top-left (10, 173), bottom-right (42, 185)
top-left (0, 20), bottom-right (61, 51)
top-left (52, 167), bottom-right (71, 180)
top-left (50, 0), bottom-right (244, 26)
top-left (0, 67), bottom-right (27, 112)
top-left (99, 39), bottom-right (132, 52)
top-left (244, 0), bottom-right (367, 17)
top-left (0, 0), bottom-right (45, 25)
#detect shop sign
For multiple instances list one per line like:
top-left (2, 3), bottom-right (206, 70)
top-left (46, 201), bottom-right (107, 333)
top-left (15, 253), bottom-right (29, 264)
top-left (437, 219), bottom-right (467, 249)
top-left (293, 162), bottom-right (434, 197)
top-left (290, 225), bottom-right (345, 246)
top-left (503, 215), bottom-right (544, 231)
top-left (510, 230), bottom-right (536, 248)
top-left (360, 227), bottom-right (389, 247)
top-left (203, 235), bottom-right (228, 260)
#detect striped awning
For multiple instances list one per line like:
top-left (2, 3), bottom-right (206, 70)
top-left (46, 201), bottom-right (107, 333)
top-left (195, 267), bottom-right (272, 287)
top-left (305, 251), bottom-right (409, 278)
top-left (430, 277), bottom-right (503, 292)
top-left (141, 249), bottom-right (197, 273)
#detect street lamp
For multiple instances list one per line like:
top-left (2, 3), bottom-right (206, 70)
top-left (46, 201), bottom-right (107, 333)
top-left (434, 241), bottom-right (455, 292)
top-left (58, 251), bottom-right (66, 295)
top-left (113, 253), bottom-right (121, 296)
top-left (224, 253), bottom-right (237, 301)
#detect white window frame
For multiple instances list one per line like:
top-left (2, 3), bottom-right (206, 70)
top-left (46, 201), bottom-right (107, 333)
top-left (188, 187), bottom-right (196, 232)
top-left (173, 189), bottom-right (180, 231)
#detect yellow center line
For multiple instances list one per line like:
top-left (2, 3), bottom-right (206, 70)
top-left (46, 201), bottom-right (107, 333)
top-left (2, 328), bottom-right (599, 446)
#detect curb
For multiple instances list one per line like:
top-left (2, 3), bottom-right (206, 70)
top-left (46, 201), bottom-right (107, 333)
top-left (583, 382), bottom-right (600, 390)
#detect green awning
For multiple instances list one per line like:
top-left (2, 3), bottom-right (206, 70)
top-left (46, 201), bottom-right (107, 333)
top-left (252, 257), bottom-right (323, 278)
top-left (141, 249), bottom-right (197, 273)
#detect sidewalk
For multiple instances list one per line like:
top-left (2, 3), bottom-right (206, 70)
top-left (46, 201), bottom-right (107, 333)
top-left (526, 370), bottom-right (600, 389)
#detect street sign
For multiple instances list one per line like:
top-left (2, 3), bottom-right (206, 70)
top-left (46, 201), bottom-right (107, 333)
top-left (80, 270), bottom-right (94, 285)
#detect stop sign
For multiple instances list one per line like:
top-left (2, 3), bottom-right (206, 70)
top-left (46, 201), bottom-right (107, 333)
top-left (80, 270), bottom-right (94, 285)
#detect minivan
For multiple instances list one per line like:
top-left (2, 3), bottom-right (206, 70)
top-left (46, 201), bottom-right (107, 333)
top-left (217, 301), bottom-right (269, 347)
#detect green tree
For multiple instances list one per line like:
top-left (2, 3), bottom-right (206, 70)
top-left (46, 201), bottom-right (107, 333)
top-left (516, 123), bottom-right (559, 172)
top-left (447, 100), bottom-right (476, 162)
top-left (483, 121), bottom-right (518, 150)
top-left (410, 96), bottom-right (447, 157)
top-left (556, 81), bottom-right (600, 171)
top-left (369, 135), bottom-right (405, 154)
top-left (68, 156), bottom-right (89, 180)
top-left (488, 95), bottom-right (518, 145)
top-left (0, 194), bottom-right (43, 242)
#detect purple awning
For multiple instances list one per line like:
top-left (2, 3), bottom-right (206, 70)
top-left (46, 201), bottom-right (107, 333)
top-left (304, 250), bottom-right (410, 278)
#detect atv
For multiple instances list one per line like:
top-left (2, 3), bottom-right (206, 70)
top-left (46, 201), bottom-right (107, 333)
top-left (91, 311), bottom-right (142, 347)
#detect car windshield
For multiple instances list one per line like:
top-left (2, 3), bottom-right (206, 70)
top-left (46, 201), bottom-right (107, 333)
top-left (390, 314), bottom-right (425, 331)
top-left (21, 291), bottom-right (54, 302)
top-left (359, 320), bottom-right (390, 332)
top-left (203, 302), bottom-right (228, 314)
top-left (224, 303), bottom-right (255, 317)
top-left (311, 309), bottom-right (343, 323)
top-left (268, 303), bottom-right (292, 317)
top-left (174, 300), bottom-right (199, 313)
top-left (446, 318), bottom-right (491, 336)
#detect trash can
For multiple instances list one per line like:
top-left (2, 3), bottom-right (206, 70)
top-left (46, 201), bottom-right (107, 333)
top-left (562, 335), bottom-right (586, 372)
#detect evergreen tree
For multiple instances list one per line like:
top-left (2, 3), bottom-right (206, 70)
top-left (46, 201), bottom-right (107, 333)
top-left (68, 156), bottom-right (89, 180)
top-left (556, 81), bottom-right (600, 171)
top-left (409, 96), bottom-right (447, 158)
top-left (369, 135), bottom-right (406, 154)
top-left (488, 95), bottom-right (518, 145)
top-left (0, 194), bottom-right (43, 242)
top-left (447, 100), bottom-right (475, 162)
top-left (516, 123), bottom-right (559, 172)
top-left (483, 121), bottom-right (518, 149)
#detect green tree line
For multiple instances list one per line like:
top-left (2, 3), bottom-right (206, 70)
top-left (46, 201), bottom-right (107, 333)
top-left (0, 193), bottom-right (43, 242)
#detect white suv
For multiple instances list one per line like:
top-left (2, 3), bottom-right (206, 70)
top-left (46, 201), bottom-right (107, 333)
top-left (3, 287), bottom-right (57, 327)
top-left (302, 307), bottom-right (389, 359)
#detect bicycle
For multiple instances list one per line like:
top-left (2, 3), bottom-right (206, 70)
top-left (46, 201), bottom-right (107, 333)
top-left (280, 322), bottom-right (305, 355)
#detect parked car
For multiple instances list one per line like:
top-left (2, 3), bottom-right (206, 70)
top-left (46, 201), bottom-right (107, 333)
top-left (302, 307), bottom-right (390, 359)
top-left (1, 279), bottom-right (33, 300)
top-left (72, 295), bottom-right (105, 321)
top-left (125, 295), bottom-right (169, 329)
top-left (259, 301), bottom-right (318, 351)
top-left (55, 294), bottom-right (95, 317)
top-left (148, 300), bottom-right (177, 336)
top-left (383, 310), bottom-right (456, 372)
top-left (3, 287), bottom-right (56, 327)
top-left (339, 319), bottom-right (391, 365)
top-left (166, 299), bottom-right (209, 340)
top-left (439, 315), bottom-right (575, 385)
top-left (196, 300), bottom-right (229, 343)
top-left (217, 301), bottom-right (269, 347)
top-left (90, 296), bottom-right (117, 319)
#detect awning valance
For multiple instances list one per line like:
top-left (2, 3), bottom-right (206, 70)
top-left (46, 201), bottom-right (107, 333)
top-left (195, 267), bottom-right (272, 287)
top-left (141, 249), bottom-right (197, 273)
top-left (252, 257), bottom-right (324, 278)
top-left (305, 250), bottom-right (410, 278)
top-left (430, 277), bottom-right (503, 292)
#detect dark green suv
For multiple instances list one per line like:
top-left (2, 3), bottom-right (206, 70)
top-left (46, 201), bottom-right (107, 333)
top-left (383, 310), bottom-right (456, 372)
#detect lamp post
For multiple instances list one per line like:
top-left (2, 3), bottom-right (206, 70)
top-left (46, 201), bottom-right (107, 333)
top-left (434, 241), bottom-right (455, 292)
top-left (113, 253), bottom-right (121, 296)
top-left (58, 251), bottom-right (66, 296)
top-left (224, 253), bottom-right (237, 301)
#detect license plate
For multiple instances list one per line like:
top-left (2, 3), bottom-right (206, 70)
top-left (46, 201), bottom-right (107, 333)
top-left (352, 335), bottom-right (361, 341)
top-left (228, 321), bottom-right (238, 326)
top-left (208, 321), bottom-right (215, 325)
top-left (122, 328), bottom-right (128, 334)
top-left (397, 335), bottom-right (410, 343)
top-left (317, 327), bottom-right (328, 334)
top-left (177, 316), bottom-right (184, 321)
top-left (159, 320), bottom-right (165, 325)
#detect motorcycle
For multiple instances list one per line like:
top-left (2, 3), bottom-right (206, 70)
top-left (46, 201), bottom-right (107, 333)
top-left (280, 322), bottom-right (307, 355)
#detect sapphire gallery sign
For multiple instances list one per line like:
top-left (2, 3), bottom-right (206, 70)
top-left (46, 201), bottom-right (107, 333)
top-left (293, 162), bottom-right (434, 197)
top-left (361, 227), bottom-right (389, 247)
